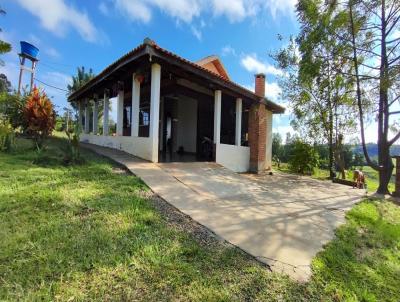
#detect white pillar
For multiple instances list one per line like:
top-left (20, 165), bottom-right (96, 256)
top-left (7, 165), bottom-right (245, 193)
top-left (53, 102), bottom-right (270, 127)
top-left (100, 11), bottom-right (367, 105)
top-left (84, 101), bottom-right (90, 134)
top-left (131, 73), bottom-right (140, 137)
top-left (213, 90), bottom-right (222, 144)
top-left (150, 63), bottom-right (161, 162)
top-left (116, 90), bottom-right (124, 136)
top-left (93, 100), bottom-right (99, 135)
top-left (235, 98), bottom-right (242, 146)
top-left (103, 92), bottom-right (109, 136)
top-left (78, 101), bottom-right (83, 132)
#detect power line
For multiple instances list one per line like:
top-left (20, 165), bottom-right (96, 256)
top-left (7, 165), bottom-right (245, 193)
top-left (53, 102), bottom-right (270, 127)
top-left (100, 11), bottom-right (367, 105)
top-left (34, 78), bottom-right (69, 92)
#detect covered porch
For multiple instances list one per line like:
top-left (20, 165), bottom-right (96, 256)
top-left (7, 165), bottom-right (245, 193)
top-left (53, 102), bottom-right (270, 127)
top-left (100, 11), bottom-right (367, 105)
top-left (69, 39), bottom-right (284, 173)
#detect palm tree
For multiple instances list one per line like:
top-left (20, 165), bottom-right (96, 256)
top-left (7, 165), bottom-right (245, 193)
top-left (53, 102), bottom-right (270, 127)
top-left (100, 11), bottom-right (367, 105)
top-left (67, 66), bottom-right (95, 95)
top-left (67, 66), bottom-right (95, 111)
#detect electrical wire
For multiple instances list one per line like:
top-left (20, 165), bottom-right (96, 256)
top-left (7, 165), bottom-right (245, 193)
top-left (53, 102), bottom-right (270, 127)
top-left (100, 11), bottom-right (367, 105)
top-left (34, 77), bottom-right (69, 92)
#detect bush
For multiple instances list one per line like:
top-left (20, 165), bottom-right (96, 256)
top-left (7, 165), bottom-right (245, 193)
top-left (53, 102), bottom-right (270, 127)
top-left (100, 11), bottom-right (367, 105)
top-left (288, 139), bottom-right (319, 175)
top-left (55, 117), bottom-right (65, 132)
top-left (62, 125), bottom-right (84, 165)
top-left (0, 122), bottom-right (15, 152)
top-left (24, 87), bottom-right (56, 149)
top-left (0, 91), bottom-right (27, 130)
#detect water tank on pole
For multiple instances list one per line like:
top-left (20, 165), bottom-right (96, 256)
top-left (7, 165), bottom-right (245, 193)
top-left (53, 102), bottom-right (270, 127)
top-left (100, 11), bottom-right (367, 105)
top-left (20, 41), bottom-right (39, 59)
top-left (18, 41), bottom-right (39, 94)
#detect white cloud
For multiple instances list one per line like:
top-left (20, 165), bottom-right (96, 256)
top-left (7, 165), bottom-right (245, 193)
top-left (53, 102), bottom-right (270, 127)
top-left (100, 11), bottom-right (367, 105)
top-left (265, 0), bottom-right (297, 19)
top-left (242, 80), bottom-right (282, 103)
top-left (211, 0), bottom-right (247, 22)
top-left (241, 54), bottom-right (284, 76)
top-left (98, 2), bottom-right (110, 16)
top-left (221, 45), bottom-right (236, 57)
top-left (44, 48), bottom-right (61, 59)
top-left (109, 0), bottom-right (296, 24)
top-left (16, 0), bottom-right (100, 43)
top-left (265, 81), bottom-right (282, 101)
top-left (115, 0), bottom-right (152, 23)
top-left (115, 0), bottom-right (201, 23)
top-left (191, 26), bottom-right (202, 41)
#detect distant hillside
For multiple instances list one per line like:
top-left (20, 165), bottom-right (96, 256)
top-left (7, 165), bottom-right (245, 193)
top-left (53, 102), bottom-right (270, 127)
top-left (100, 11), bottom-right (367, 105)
top-left (354, 144), bottom-right (400, 157)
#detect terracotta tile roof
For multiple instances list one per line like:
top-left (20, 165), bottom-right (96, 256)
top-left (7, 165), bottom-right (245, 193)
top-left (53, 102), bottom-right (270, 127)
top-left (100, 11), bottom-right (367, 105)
top-left (68, 39), bottom-right (285, 114)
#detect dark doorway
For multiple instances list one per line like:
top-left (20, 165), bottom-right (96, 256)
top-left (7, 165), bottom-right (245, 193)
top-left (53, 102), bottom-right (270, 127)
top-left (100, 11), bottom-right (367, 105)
top-left (196, 97), bottom-right (214, 161)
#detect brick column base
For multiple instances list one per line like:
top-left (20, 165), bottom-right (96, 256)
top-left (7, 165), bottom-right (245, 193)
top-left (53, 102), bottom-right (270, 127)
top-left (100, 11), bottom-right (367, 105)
top-left (248, 103), bottom-right (266, 173)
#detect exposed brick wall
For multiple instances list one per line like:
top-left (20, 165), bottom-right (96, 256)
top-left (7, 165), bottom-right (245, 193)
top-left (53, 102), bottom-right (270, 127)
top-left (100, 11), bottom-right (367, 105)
top-left (248, 103), bottom-right (267, 173)
top-left (255, 74), bottom-right (266, 98)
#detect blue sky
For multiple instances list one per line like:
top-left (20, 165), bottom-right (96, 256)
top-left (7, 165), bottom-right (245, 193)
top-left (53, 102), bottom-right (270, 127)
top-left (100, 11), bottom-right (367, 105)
top-left (0, 0), bottom-right (380, 142)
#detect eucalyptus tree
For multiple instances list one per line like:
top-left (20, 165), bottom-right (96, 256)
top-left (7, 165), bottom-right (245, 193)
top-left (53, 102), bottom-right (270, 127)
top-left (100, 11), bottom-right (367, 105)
top-left (342, 0), bottom-right (400, 194)
top-left (273, 0), bottom-right (357, 179)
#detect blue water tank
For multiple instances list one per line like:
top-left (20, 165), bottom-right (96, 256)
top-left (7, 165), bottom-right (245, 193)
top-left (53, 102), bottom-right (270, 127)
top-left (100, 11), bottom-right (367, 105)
top-left (20, 41), bottom-right (39, 59)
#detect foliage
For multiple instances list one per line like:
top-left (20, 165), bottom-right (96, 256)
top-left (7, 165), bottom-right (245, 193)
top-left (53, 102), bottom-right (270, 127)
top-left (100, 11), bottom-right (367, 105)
top-left (0, 121), bottom-right (15, 152)
top-left (273, 18), bottom-right (357, 179)
top-left (24, 87), bottom-right (56, 149)
top-left (62, 124), bottom-right (84, 165)
top-left (286, 0), bottom-right (400, 194)
top-left (345, 0), bottom-right (400, 194)
top-left (0, 74), bottom-right (11, 93)
top-left (55, 116), bottom-right (65, 132)
top-left (0, 91), bottom-right (28, 130)
top-left (0, 7), bottom-right (11, 66)
top-left (67, 66), bottom-right (95, 111)
top-left (272, 133), bottom-right (284, 166)
top-left (288, 139), bottom-right (319, 175)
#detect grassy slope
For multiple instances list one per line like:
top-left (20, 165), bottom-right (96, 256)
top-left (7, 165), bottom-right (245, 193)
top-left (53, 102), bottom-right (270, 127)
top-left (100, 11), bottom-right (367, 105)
top-left (0, 138), bottom-right (399, 301)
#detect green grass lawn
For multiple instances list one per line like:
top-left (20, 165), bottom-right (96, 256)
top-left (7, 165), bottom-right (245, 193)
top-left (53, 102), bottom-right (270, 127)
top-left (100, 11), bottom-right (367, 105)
top-left (275, 162), bottom-right (395, 193)
top-left (1, 137), bottom-right (399, 301)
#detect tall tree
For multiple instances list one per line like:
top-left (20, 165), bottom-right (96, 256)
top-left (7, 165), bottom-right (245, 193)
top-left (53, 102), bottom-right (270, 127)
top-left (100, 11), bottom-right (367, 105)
top-left (344, 0), bottom-right (400, 194)
top-left (273, 1), bottom-right (357, 179)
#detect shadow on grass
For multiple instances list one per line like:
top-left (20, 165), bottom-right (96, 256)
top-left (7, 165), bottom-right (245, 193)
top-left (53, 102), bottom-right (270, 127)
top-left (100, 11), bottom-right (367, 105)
top-left (311, 200), bottom-right (400, 301)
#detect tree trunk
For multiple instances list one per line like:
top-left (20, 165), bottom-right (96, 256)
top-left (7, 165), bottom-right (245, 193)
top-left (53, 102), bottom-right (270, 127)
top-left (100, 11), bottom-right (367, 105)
top-left (376, 0), bottom-right (391, 195)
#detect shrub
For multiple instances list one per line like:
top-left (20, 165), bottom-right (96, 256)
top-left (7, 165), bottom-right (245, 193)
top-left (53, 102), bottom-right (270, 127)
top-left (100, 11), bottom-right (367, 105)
top-left (24, 87), bottom-right (56, 149)
top-left (63, 124), bottom-right (84, 165)
top-left (0, 91), bottom-right (27, 130)
top-left (288, 139), bottom-right (319, 175)
top-left (0, 122), bottom-right (15, 152)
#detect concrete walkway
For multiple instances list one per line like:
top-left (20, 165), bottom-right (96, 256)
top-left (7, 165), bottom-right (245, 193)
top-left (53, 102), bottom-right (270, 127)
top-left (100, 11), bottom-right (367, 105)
top-left (83, 143), bottom-right (365, 281)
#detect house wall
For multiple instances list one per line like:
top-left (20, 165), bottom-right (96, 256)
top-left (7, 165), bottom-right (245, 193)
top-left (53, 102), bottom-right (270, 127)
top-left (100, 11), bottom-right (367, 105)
top-left (176, 96), bottom-right (198, 153)
top-left (265, 110), bottom-right (273, 170)
top-left (80, 134), bottom-right (153, 161)
top-left (216, 143), bottom-right (250, 172)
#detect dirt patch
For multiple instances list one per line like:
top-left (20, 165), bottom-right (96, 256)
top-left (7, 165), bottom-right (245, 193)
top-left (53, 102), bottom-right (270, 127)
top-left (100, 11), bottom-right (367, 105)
top-left (112, 167), bottom-right (130, 175)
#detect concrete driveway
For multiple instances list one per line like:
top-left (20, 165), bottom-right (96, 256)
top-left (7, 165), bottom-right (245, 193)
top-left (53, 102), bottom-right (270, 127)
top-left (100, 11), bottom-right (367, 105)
top-left (83, 144), bottom-right (365, 281)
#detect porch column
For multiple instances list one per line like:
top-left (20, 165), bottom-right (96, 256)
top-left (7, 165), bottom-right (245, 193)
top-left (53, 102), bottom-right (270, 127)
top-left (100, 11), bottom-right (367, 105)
top-left (116, 89), bottom-right (124, 136)
top-left (84, 100), bottom-right (90, 134)
top-left (213, 90), bottom-right (222, 144)
top-left (93, 97), bottom-right (99, 135)
top-left (131, 73), bottom-right (140, 137)
top-left (103, 91), bottom-right (109, 136)
top-left (150, 63), bottom-right (161, 163)
top-left (235, 98), bottom-right (242, 146)
top-left (78, 101), bottom-right (83, 132)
